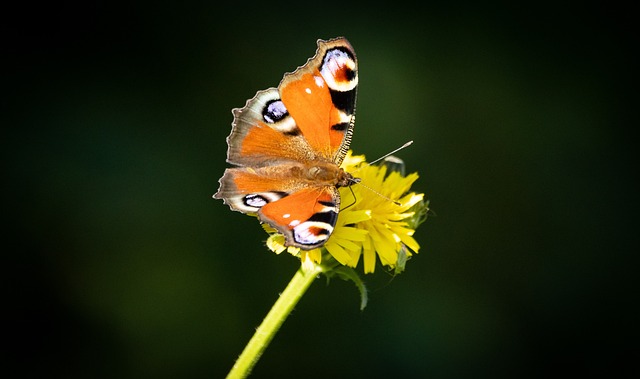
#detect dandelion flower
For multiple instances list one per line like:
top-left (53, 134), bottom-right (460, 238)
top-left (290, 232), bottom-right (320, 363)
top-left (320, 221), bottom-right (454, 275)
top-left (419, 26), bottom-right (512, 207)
top-left (351, 161), bottom-right (425, 273)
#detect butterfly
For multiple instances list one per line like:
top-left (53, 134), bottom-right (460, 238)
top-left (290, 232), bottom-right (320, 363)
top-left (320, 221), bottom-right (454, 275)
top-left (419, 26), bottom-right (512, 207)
top-left (214, 37), bottom-right (359, 250)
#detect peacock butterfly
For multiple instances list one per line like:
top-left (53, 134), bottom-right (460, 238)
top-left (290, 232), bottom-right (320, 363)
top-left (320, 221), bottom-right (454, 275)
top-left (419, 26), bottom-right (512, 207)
top-left (214, 37), bottom-right (359, 249)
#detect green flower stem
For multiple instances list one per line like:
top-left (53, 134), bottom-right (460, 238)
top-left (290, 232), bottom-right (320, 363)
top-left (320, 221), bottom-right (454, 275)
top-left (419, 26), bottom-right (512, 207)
top-left (226, 263), bottom-right (323, 379)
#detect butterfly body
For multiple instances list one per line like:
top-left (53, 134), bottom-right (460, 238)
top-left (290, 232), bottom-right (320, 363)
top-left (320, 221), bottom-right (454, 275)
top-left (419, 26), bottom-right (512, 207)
top-left (215, 37), bottom-right (358, 249)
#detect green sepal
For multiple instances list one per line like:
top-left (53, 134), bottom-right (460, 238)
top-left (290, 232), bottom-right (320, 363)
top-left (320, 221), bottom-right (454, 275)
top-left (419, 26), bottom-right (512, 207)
top-left (324, 265), bottom-right (369, 311)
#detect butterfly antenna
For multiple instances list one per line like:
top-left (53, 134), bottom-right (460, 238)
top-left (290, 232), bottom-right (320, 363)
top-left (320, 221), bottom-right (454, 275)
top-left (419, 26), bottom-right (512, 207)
top-left (349, 141), bottom-right (414, 207)
top-left (365, 140), bottom-right (413, 166)
top-left (357, 182), bottom-right (402, 206)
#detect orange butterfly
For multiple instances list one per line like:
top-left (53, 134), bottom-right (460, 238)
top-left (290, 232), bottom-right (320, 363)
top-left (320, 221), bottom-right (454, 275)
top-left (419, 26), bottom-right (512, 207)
top-left (214, 37), bottom-right (359, 249)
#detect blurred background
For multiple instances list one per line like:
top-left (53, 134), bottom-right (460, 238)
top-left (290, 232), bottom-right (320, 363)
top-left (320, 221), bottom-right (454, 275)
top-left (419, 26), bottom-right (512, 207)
top-left (4, 1), bottom-right (636, 378)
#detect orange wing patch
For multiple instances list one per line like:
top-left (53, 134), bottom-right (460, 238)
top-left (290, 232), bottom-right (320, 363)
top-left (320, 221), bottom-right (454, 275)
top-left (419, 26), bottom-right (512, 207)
top-left (259, 187), bottom-right (339, 248)
top-left (239, 122), bottom-right (296, 159)
top-left (280, 72), bottom-right (341, 160)
top-left (261, 187), bottom-right (333, 227)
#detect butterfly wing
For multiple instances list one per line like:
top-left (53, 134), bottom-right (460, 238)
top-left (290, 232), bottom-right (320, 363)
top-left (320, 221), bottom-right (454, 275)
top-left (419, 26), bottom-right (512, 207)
top-left (225, 37), bottom-right (358, 167)
top-left (215, 166), bottom-right (341, 249)
top-left (225, 88), bottom-right (315, 167)
top-left (279, 37), bottom-right (358, 165)
top-left (215, 37), bottom-right (358, 249)
top-left (260, 186), bottom-right (340, 249)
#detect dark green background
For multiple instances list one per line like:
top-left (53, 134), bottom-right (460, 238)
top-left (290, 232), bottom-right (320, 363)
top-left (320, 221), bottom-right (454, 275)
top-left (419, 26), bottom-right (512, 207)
top-left (5, 2), bottom-right (635, 378)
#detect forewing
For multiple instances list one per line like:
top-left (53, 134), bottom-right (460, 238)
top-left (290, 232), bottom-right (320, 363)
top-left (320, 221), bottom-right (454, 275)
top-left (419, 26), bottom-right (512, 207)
top-left (279, 37), bottom-right (358, 165)
top-left (226, 88), bottom-right (315, 167)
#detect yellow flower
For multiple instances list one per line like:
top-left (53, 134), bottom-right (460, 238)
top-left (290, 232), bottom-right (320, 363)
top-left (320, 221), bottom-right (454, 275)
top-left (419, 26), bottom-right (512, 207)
top-left (352, 161), bottom-right (425, 273)
top-left (265, 151), bottom-right (427, 274)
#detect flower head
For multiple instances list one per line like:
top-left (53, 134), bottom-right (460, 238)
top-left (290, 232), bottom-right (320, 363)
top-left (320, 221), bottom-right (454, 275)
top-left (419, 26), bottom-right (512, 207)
top-left (265, 151), bottom-right (428, 274)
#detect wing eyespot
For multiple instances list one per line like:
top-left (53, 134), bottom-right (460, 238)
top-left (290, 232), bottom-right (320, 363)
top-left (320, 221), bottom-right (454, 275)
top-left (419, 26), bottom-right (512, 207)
top-left (263, 99), bottom-right (289, 123)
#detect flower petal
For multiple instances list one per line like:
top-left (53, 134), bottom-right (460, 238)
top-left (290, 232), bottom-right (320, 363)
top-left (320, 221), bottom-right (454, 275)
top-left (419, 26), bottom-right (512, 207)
top-left (325, 243), bottom-right (352, 266)
top-left (337, 209), bottom-right (371, 225)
